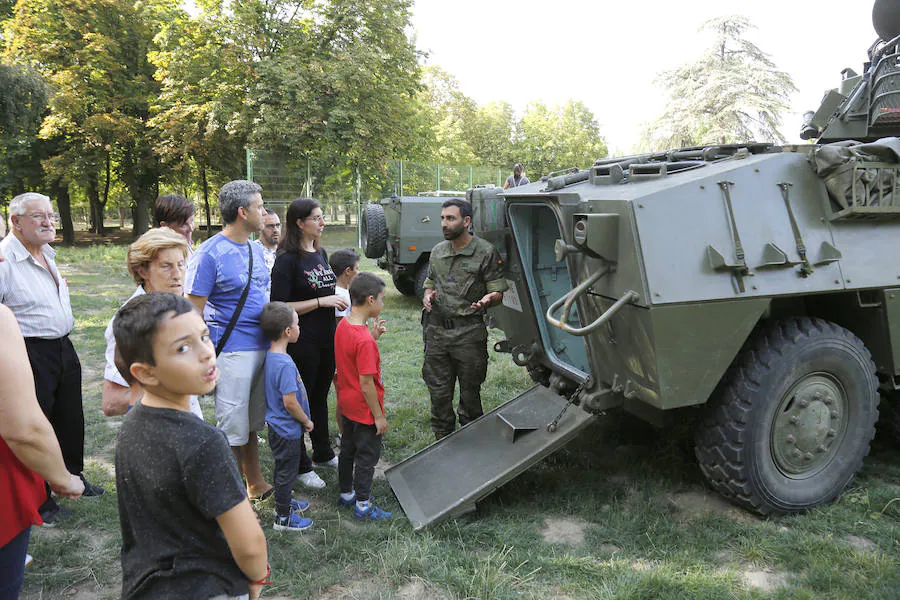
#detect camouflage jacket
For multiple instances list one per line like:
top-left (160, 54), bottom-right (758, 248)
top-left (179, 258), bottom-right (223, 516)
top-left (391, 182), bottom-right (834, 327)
top-left (424, 235), bottom-right (508, 318)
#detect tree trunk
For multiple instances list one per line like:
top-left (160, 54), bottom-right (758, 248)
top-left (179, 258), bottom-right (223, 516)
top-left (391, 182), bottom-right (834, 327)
top-left (55, 179), bottom-right (75, 245)
top-left (86, 171), bottom-right (105, 235)
top-left (102, 153), bottom-right (111, 230)
top-left (347, 166), bottom-right (360, 226)
top-left (122, 148), bottom-right (156, 238)
top-left (201, 163), bottom-right (212, 239)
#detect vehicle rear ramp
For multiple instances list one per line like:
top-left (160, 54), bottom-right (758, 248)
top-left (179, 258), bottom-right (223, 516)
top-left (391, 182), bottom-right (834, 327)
top-left (386, 385), bottom-right (595, 530)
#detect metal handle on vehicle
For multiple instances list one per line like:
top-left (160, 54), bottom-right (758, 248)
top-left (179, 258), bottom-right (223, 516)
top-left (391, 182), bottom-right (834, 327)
top-left (545, 267), bottom-right (638, 336)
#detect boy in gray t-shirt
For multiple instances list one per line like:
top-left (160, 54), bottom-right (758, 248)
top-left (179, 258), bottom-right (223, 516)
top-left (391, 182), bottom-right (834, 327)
top-left (113, 293), bottom-right (270, 598)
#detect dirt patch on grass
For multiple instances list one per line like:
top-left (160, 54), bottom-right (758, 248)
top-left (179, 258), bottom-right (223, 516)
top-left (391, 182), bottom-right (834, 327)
top-left (846, 535), bottom-right (876, 552)
top-left (539, 517), bottom-right (590, 546)
top-left (668, 488), bottom-right (756, 522)
top-left (599, 543), bottom-right (622, 554)
top-left (374, 458), bottom-right (393, 480)
top-left (742, 569), bottom-right (790, 591)
top-left (397, 577), bottom-right (450, 600)
top-left (315, 579), bottom-right (385, 599)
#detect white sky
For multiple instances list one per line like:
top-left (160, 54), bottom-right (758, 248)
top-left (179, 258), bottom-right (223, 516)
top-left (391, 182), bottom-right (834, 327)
top-left (410, 0), bottom-right (879, 154)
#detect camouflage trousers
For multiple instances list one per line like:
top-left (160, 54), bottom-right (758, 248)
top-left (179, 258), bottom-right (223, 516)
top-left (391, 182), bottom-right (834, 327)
top-left (422, 323), bottom-right (488, 439)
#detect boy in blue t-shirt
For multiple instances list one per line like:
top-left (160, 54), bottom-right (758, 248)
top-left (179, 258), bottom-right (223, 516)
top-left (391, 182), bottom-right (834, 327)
top-left (260, 301), bottom-right (314, 531)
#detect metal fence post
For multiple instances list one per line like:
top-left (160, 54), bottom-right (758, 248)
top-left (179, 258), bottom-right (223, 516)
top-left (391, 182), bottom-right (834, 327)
top-left (246, 148), bottom-right (253, 181)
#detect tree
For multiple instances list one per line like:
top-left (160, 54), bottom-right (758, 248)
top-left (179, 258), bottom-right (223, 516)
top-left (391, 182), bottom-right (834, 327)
top-left (149, 4), bottom-right (248, 238)
top-left (5, 0), bottom-right (163, 236)
top-left (516, 100), bottom-right (608, 178)
top-left (0, 64), bottom-right (49, 202)
top-left (415, 66), bottom-right (477, 164)
top-left (643, 16), bottom-right (796, 150)
top-left (461, 101), bottom-right (518, 169)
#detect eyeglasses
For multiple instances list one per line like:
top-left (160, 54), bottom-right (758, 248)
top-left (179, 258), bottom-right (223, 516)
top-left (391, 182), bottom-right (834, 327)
top-left (26, 212), bottom-right (57, 223)
top-left (304, 215), bottom-right (325, 223)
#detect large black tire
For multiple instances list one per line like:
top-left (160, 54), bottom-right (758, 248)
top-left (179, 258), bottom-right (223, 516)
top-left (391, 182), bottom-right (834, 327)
top-left (414, 262), bottom-right (429, 301)
top-left (361, 203), bottom-right (387, 259)
top-left (694, 317), bottom-right (878, 515)
top-left (392, 272), bottom-right (416, 296)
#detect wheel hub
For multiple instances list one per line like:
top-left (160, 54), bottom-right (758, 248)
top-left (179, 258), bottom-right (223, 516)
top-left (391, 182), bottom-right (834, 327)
top-left (771, 374), bottom-right (846, 478)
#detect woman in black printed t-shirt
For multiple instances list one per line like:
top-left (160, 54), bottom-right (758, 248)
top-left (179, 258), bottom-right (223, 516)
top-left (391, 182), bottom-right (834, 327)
top-left (271, 198), bottom-right (348, 487)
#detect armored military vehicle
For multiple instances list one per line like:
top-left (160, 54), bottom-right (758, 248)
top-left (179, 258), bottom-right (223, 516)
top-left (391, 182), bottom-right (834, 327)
top-left (386, 0), bottom-right (900, 528)
top-left (361, 191), bottom-right (471, 299)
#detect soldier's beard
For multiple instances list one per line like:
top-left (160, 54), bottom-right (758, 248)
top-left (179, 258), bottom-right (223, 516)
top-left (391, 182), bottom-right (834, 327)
top-left (442, 227), bottom-right (465, 242)
top-left (442, 225), bottom-right (464, 240)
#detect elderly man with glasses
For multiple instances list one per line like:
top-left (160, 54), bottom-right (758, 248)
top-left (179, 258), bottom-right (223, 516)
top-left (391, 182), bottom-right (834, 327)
top-left (0, 192), bottom-right (104, 526)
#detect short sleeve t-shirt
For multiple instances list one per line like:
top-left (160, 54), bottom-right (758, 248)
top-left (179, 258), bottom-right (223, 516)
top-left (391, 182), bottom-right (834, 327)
top-left (505, 174), bottom-right (530, 188)
top-left (185, 233), bottom-right (269, 352)
top-left (115, 404), bottom-right (248, 599)
top-left (335, 286), bottom-right (351, 319)
top-left (334, 319), bottom-right (384, 425)
top-left (270, 249), bottom-right (337, 347)
top-left (264, 352), bottom-right (311, 439)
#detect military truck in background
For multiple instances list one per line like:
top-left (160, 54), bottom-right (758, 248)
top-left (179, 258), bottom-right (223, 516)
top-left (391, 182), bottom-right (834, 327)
top-left (387, 0), bottom-right (900, 529)
top-left (362, 188), bottom-right (497, 299)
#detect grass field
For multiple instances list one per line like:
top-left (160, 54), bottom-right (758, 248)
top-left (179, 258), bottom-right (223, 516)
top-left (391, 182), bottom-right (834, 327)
top-left (20, 227), bottom-right (900, 599)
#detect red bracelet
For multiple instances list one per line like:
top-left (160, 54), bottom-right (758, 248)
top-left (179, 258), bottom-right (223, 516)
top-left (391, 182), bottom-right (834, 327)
top-left (251, 563), bottom-right (273, 586)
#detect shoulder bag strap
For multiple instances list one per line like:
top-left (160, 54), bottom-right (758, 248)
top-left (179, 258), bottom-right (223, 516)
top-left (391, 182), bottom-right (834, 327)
top-left (215, 242), bottom-right (254, 356)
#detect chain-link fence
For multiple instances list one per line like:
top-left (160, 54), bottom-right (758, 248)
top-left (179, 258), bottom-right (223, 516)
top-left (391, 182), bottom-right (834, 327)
top-left (385, 161), bottom-right (505, 198)
top-left (246, 150), bottom-right (505, 219)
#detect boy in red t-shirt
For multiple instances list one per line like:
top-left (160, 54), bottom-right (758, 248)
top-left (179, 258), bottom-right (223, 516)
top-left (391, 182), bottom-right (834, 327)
top-left (334, 272), bottom-right (391, 520)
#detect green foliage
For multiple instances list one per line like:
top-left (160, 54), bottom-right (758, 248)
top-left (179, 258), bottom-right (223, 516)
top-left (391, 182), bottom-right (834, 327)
top-left (517, 100), bottom-right (609, 177)
top-left (643, 15), bottom-right (797, 150)
top-left (0, 63), bottom-right (49, 201)
top-left (1, 0), bottom-right (610, 234)
top-left (4, 0), bottom-right (164, 234)
top-left (416, 69), bottom-right (608, 180)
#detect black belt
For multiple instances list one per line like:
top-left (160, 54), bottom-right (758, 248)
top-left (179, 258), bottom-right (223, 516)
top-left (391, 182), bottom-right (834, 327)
top-left (23, 334), bottom-right (69, 344)
top-left (435, 314), bottom-right (483, 329)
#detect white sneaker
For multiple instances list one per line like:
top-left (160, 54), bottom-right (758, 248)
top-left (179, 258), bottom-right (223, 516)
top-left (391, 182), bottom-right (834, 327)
top-left (313, 456), bottom-right (339, 468)
top-left (298, 471), bottom-right (326, 489)
top-left (25, 554), bottom-right (33, 568)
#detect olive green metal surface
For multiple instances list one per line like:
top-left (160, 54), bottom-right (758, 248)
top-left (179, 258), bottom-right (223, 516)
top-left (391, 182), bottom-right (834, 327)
top-left (386, 385), bottom-right (595, 530)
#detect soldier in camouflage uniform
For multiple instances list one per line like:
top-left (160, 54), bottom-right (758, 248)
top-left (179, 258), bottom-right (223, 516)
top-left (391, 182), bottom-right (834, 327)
top-left (422, 198), bottom-right (508, 440)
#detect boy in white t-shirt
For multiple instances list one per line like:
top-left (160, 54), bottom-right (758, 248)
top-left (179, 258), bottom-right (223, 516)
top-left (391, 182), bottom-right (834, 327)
top-left (328, 248), bottom-right (360, 446)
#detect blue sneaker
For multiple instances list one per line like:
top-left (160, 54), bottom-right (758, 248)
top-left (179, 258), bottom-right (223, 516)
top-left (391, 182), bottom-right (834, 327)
top-left (353, 503), bottom-right (391, 521)
top-left (273, 512), bottom-right (313, 532)
top-left (338, 491), bottom-right (356, 508)
top-left (272, 498), bottom-right (309, 517)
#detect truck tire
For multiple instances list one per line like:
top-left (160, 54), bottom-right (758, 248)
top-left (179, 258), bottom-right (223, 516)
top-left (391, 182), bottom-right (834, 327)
top-left (694, 317), bottom-right (878, 515)
top-left (415, 262), bottom-right (429, 301)
top-left (362, 203), bottom-right (387, 259)
top-left (392, 272), bottom-right (416, 296)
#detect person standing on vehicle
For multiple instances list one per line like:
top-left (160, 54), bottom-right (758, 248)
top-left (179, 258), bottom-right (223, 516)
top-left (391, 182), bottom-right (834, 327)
top-left (422, 198), bottom-right (508, 440)
top-left (503, 163), bottom-right (529, 189)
